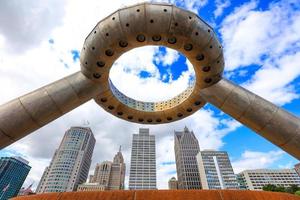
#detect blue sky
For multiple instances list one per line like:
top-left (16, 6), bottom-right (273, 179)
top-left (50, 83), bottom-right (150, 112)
top-left (0, 0), bottom-right (300, 189)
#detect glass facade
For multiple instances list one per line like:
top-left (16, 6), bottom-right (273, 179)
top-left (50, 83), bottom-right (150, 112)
top-left (0, 157), bottom-right (31, 200)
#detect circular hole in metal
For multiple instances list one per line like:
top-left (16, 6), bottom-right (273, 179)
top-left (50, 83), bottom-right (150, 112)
top-left (83, 47), bottom-right (86, 50)
top-left (106, 33), bottom-right (109, 36)
top-left (119, 40), bottom-right (128, 48)
top-left (167, 117), bottom-right (173, 121)
top-left (147, 119), bottom-right (153, 123)
top-left (108, 105), bottom-right (114, 110)
top-left (152, 35), bottom-right (161, 42)
top-left (136, 9), bottom-right (140, 12)
top-left (208, 29), bottom-right (211, 32)
top-left (112, 17), bottom-right (115, 20)
top-left (156, 119), bottom-right (162, 122)
top-left (127, 116), bottom-right (133, 120)
top-left (177, 113), bottom-right (183, 117)
top-left (100, 98), bottom-right (107, 102)
top-left (117, 111), bottom-right (123, 116)
top-left (109, 46), bottom-right (196, 113)
top-left (94, 31), bottom-right (97, 34)
top-left (196, 54), bottom-right (205, 61)
top-left (126, 23), bottom-right (130, 27)
top-left (136, 34), bottom-right (146, 42)
top-left (85, 61), bottom-right (88, 65)
top-left (175, 22), bottom-right (178, 26)
top-left (164, 9), bottom-right (167, 12)
top-left (92, 46), bottom-right (95, 50)
top-left (138, 118), bottom-right (144, 122)
top-left (150, 19), bottom-right (154, 23)
top-left (187, 108), bottom-right (192, 112)
top-left (167, 37), bottom-right (177, 44)
top-left (105, 49), bottom-right (114, 56)
top-left (97, 61), bottom-right (105, 67)
top-left (204, 77), bottom-right (212, 83)
top-left (194, 101), bottom-right (201, 106)
top-left (202, 66), bottom-right (211, 72)
top-left (184, 44), bottom-right (193, 51)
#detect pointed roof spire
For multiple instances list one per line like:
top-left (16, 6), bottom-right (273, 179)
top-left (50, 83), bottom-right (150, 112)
top-left (184, 126), bottom-right (189, 132)
top-left (119, 145), bottom-right (122, 152)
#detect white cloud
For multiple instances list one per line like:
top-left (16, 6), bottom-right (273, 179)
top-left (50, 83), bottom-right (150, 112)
top-left (220, 0), bottom-right (300, 105)
top-left (214, 0), bottom-right (231, 18)
top-left (232, 150), bottom-right (284, 174)
top-left (0, 0), bottom-right (66, 54)
top-left (154, 48), bottom-right (180, 66)
top-left (110, 46), bottom-right (194, 102)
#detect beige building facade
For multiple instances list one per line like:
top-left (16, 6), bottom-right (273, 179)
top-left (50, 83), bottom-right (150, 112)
top-left (237, 169), bottom-right (300, 190)
top-left (168, 177), bottom-right (178, 189)
top-left (79, 148), bottom-right (125, 191)
top-left (174, 127), bottom-right (201, 189)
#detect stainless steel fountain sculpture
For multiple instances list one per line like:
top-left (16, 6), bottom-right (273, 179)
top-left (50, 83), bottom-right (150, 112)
top-left (0, 3), bottom-right (299, 159)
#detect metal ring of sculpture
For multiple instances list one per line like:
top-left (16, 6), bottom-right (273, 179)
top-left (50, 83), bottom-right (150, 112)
top-left (80, 3), bottom-right (224, 124)
top-left (1, 2), bottom-right (299, 159)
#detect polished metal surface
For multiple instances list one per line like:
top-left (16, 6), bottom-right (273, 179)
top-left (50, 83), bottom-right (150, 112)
top-left (0, 72), bottom-right (100, 148)
top-left (81, 3), bottom-right (224, 123)
top-left (200, 79), bottom-right (300, 159)
top-left (0, 2), bottom-right (299, 160)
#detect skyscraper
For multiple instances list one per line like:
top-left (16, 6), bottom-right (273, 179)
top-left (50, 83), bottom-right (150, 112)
top-left (174, 127), bottom-right (201, 189)
top-left (129, 128), bottom-right (156, 190)
top-left (0, 157), bottom-right (31, 199)
top-left (36, 127), bottom-right (95, 193)
top-left (196, 150), bottom-right (239, 189)
top-left (80, 147), bottom-right (126, 191)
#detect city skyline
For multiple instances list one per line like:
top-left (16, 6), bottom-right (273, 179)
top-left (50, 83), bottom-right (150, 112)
top-left (0, 126), bottom-right (299, 193)
top-left (0, 0), bottom-right (300, 191)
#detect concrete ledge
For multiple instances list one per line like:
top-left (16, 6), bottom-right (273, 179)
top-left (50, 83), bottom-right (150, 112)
top-left (12, 190), bottom-right (300, 200)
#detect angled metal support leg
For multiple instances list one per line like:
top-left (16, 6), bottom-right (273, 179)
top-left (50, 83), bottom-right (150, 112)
top-left (0, 71), bottom-right (100, 149)
top-left (200, 79), bottom-right (300, 159)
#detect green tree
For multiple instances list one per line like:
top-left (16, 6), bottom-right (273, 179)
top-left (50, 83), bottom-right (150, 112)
top-left (286, 185), bottom-right (300, 194)
top-left (295, 191), bottom-right (300, 196)
top-left (263, 184), bottom-right (278, 192)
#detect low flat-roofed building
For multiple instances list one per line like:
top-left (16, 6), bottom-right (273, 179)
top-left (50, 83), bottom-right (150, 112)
top-left (237, 169), bottom-right (300, 190)
top-left (77, 183), bottom-right (106, 191)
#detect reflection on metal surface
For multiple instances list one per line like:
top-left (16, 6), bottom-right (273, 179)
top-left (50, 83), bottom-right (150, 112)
top-left (109, 79), bottom-right (195, 112)
top-left (0, 2), bottom-right (299, 161)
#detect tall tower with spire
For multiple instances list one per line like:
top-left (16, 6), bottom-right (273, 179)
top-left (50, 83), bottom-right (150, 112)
top-left (86, 147), bottom-right (126, 190)
top-left (174, 126), bottom-right (201, 189)
top-left (109, 146), bottom-right (126, 190)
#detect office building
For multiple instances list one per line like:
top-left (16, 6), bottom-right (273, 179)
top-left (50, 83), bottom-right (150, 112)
top-left (174, 127), bottom-right (201, 189)
top-left (237, 169), bottom-right (300, 190)
top-left (36, 127), bottom-right (95, 193)
top-left (196, 150), bottom-right (238, 189)
top-left (79, 147), bottom-right (126, 191)
top-left (0, 157), bottom-right (31, 199)
top-left (295, 163), bottom-right (300, 177)
top-left (168, 177), bottom-right (178, 189)
top-left (129, 128), bottom-right (156, 190)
